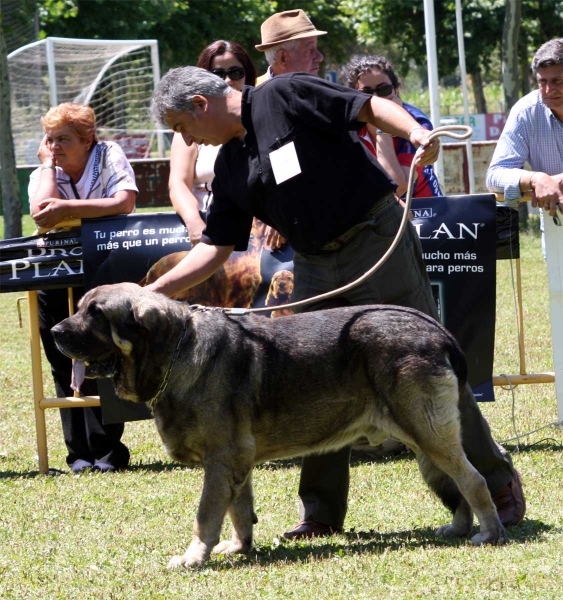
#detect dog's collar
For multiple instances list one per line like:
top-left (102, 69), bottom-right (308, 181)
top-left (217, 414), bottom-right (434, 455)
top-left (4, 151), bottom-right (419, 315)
top-left (191, 304), bottom-right (249, 316)
top-left (191, 304), bottom-right (225, 313)
top-left (147, 323), bottom-right (189, 406)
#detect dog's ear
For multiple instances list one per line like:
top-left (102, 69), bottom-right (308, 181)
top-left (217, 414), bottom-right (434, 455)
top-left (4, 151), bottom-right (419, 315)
top-left (132, 295), bottom-right (180, 331)
top-left (132, 299), bottom-right (164, 331)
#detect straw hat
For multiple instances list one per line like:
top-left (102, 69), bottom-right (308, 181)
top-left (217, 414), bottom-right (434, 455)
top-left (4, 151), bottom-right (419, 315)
top-left (255, 9), bottom-right (327, 51)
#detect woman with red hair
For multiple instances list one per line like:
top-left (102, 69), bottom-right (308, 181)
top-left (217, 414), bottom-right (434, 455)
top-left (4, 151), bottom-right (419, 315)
top-left (29, 102), bottom-right (137, 473)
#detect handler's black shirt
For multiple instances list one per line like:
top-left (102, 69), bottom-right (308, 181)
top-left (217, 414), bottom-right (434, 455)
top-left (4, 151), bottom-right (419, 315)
top-left (202, 73), bottom-right (397, 254)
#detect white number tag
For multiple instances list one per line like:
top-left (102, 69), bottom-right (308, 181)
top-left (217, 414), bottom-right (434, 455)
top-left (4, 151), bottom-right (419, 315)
top-left (269, 141), bottom-right (302, 185)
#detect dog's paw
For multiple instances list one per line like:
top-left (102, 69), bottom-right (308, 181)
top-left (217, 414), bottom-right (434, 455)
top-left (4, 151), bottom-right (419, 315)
top-left (167, 552), bottom-right (206, 569)
top-left (212, 540), bottom-right (251, 556)
top-left (436, 523), bottom-right (471, 538)
top-left (470, 526), bottom-right (508, 546)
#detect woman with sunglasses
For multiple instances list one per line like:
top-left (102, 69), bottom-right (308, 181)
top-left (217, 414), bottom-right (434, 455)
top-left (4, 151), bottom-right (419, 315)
top-left (168, 40), bottom-right (257, 245)
top-left (347, 55), bottom-right (442, 198)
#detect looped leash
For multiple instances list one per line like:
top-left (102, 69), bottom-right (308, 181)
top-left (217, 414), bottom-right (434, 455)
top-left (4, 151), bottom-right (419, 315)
top-left (200, 125), bottom-right (473, 317)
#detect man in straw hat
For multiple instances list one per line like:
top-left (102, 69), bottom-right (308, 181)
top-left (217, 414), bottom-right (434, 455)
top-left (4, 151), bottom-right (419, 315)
top-left (149, 64), bottom-right (526, 543)
top-left (255, 9), bottom-right (326, 83)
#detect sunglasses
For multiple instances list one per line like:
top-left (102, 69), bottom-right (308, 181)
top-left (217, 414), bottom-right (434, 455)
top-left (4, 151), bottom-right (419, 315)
top-left (212, 66), bottom-right (245, 81)
top-left (360, 83), bottom-right (394, 98)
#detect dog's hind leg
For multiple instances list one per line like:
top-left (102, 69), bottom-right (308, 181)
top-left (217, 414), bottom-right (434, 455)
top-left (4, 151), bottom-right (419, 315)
top-left (416, 451), bottom-right (473, 538)
top-left (213, 472), bottom-right (256, 557)
top-left (402, 374), bottom-right (506, 546)
top-left (418, 440), bottom-right (507, 546)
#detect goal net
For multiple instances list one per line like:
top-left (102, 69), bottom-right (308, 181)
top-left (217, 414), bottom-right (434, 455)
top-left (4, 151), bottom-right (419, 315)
top-left (8, 37), bottom-right (164, 165)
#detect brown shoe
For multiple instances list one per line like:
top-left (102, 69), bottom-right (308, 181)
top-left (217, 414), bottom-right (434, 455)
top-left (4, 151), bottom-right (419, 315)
top-left (492, 469), bottom-right (526, 527)
top-left (283, 520), bottom-right (342, 540)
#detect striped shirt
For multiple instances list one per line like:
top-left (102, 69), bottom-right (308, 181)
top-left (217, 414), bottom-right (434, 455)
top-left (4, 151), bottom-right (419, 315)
top-left (486, 90), bottom-right (563, 207)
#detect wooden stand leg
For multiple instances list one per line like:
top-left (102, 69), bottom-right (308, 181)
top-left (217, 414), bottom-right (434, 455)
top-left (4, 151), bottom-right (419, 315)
top-left (27, 290), bottom-right (49, 474)
top-left (515, 258), bottom-right (527, 375)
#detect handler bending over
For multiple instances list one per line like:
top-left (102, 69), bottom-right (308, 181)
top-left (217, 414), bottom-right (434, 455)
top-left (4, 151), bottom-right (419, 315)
top-left (148, 67), bottom-right (525, 539)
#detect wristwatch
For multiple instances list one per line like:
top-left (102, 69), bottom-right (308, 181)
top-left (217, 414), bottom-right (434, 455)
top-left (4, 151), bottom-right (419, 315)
top-left (41, 163), bottom-right (56, 170)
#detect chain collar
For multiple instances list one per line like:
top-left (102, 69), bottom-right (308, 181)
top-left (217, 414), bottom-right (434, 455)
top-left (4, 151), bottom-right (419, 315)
top-left (147, 323), bottom-right (189, 407)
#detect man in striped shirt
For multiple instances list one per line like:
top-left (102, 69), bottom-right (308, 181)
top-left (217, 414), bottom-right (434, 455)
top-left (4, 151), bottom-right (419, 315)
top-left (487, 38), bottom-right (563, 216)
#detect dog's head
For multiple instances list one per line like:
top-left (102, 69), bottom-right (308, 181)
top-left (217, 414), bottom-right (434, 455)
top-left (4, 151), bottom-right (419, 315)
top-left (266, 270), bottom-right (294, 305)
top-left (51, 282), bottom-right (189, 403)
top-left (247, 218), bottom-right (268, 252)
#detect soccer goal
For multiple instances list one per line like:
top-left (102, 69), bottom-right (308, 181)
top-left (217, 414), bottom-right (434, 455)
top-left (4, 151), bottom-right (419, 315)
top-left (8, 37), bottom-right (164, 165)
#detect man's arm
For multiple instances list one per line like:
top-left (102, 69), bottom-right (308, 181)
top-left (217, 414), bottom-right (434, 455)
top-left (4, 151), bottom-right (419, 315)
top-left (485, 109), bottom-right (529, 206)
top-left (145, 242), bottom-right (234, 298)
top-left (486, 114), bottom-right (563, 215)
top-left (356, 97), bottom-right (440, 167)
top-left (169, 133), bottom-right (207, 245)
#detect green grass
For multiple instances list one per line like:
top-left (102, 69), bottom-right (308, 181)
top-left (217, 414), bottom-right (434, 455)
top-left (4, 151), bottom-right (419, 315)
top-left (1, 216), bottom-right (562, 599)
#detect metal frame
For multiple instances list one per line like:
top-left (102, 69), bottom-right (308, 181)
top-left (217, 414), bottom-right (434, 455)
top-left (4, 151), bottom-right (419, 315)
top-left (8, 37), bottom-right (164, 160)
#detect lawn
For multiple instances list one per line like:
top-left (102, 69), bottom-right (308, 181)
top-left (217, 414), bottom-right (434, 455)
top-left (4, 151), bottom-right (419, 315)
top-left (0, 216), bottom-right (562, 599)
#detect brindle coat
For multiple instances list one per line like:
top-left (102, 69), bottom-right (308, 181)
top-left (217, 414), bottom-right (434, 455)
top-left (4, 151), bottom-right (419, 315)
top-left (51, 282), bottom-right (506, 568)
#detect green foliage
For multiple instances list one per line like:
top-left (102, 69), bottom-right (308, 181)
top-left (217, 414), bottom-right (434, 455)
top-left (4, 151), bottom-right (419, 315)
top-left (38, 0), bottom-right (78, 22)
top-left (342, 0), bottom-right (506, 79)
top-left (34, 0), bottom-right (354, 75)
top-left (1, 0), bottom-right (39, 54)
top-left (24, 0), bottom-right (563, 86)
top-left (37, 0), bottom-right (267, 71)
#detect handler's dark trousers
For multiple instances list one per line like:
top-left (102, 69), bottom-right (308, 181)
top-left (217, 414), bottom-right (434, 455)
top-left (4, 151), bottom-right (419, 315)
top-left (37, 288), bottom-right (130, 469)
top-left (293, 198), bottom-right (514, 529)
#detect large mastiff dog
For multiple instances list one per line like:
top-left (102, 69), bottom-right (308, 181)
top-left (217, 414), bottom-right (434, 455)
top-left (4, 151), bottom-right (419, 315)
top-left (51, 282), bottom-right (506, 568)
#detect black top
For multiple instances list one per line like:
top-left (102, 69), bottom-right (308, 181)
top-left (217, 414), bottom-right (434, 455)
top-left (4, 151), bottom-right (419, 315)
top-left (202, 73), bottom-right (397, 254)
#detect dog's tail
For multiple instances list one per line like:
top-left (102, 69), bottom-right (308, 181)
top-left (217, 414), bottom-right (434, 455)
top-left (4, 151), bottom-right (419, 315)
top-left (445, 335), bottom-right (468, 395)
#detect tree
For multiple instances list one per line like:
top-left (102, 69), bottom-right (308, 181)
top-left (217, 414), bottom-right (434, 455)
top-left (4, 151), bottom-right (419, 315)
top-left (518, 0), bottom-right (563, 93)
top-left (342, 0), bottom-right (506, 113)
top-left (0, 11), bottom-right (22, 238)
top-left (33, 0), bottom-right (563, 110)
top-left (38, 0), bottom-right (270, 71)
top-left (502, 0), bottom-right (521, 112)
top-left (36, 0), bottom-right (354, 75)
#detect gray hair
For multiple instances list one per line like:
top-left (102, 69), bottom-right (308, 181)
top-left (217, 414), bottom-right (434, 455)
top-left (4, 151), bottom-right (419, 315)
top-left (264, 39), bottom-right (302, 66)
top-left (150, 66), bottom-right (231, 125)
top-left (531, 38), bottom-right (563, 74)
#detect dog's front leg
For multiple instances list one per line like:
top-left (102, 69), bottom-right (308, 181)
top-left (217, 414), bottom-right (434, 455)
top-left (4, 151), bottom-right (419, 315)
top-left (168, 463), bottom-right (236, 569)
top-left (213, 472), bottom-right (256, 557)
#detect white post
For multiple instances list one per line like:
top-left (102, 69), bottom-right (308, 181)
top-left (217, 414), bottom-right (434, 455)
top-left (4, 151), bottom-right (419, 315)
top-left (455, 0), bottom-right (475, 193)
top-left (423, 0), bottom-right (444, 187)
top-left (150, 41), bottom-right (165, 158)
top-left (543, 214), bottom-right (563, 426)
top-left (45, 38), bottom-right (58, 107)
